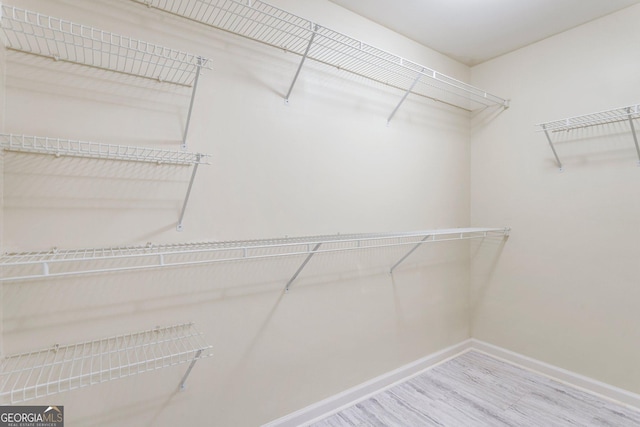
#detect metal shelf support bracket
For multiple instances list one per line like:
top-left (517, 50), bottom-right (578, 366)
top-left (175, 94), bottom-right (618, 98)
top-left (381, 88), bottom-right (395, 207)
top-left (626, 107), bottom-right (640, 166)
top-left (284, 24), bottom-right (318, 104)
top-left (179, 349), bottom-right (203, 391)
top-left (389, 235), bottom-right (430, 274)
top-left (177, 154), bottom-right (202, 232)
top-left (285, 242), bottom-right (321, 292)
top-left (387, 69), bottom-right (424, 125)
top-left (542, 124), bottom-right (563, 171)
top-left (182, 57), bottom-right (204, 150)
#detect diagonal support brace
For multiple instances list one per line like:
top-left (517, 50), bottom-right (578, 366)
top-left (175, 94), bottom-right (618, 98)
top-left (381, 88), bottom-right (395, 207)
top-left (387, 69), bottom-right (424, 125)
top-left (389, 235), bottom-right (431, 274)
top-left (542, 124), bottom-right (563, 171)
top-left (284, 25), bottom-right (317, 104)
top-left (626, 107), bottom-right (640, 166)
top-left (285, 242), bottom-right (321, 292)
top-left (182, 57), bottom-right (204, 150)
top-left (179, 349), bottom-right (203, 391)
top-left (177, 154), bottom-right (202, 232)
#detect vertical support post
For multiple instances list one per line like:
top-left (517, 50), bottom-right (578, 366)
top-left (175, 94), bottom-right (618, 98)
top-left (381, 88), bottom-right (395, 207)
top-left (387, 69), bottom-right (424, 125)
top-left (389, 235), bottom-right (430, 274)
top-left (182, 57), bottom-right (204, 150)
top-left (626, 107), bottom-right (640, 166)
top-left (542, 124), bottom-right (563, 171)
top-left (177, 154), bottom-right (202, 232)
top-left (179, 349), bottom-right (203, 391)
top-left (285, 242), bottom-right (321, 293)
top-left (284, 25), bottom-right (317, 104)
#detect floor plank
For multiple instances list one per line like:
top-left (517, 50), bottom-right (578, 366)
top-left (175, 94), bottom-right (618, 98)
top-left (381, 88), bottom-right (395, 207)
top-left (310, 351), bottom-right (640, 426)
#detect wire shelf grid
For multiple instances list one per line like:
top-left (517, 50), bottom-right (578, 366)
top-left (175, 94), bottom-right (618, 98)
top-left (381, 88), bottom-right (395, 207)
top-left (0, 4), bottom-right (211, 86)
top-left (536, 104), bottom-right (640, 169)
top-left (0, 134), bottom-right (210, 165)
top-left (536, 105), bottom-right (640, 133)
top-left (132, 0), bottom-right (507, 110)
top-left (0, 228), bottom-right (510, 282)
top-left (0, 323), bottom-right (213, 404)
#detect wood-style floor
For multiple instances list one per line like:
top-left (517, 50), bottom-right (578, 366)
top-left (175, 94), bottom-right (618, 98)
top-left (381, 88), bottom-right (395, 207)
top-left (310, 351), bottom-right (640, 426)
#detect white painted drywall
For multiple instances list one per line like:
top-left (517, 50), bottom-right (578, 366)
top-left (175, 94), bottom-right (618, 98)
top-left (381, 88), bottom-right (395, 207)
top-left (1, 0), bottom-right (480, 425)
top-left (470, 3), bottom-right (640, 395)
top-left (0, 27), bottom-right (5, 358)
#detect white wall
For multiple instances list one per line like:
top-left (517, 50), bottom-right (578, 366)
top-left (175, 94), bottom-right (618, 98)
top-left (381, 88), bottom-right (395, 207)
top-left (1, 0), bottom-right (480, 425)
top-left (470, 4), bottom-right (640, 394)
top-left (0, 23), bottom-right (5, 357)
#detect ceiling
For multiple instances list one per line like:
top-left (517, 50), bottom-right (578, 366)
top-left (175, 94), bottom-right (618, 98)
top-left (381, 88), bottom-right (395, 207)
top-left (328, 0), bottom-right (640, 66)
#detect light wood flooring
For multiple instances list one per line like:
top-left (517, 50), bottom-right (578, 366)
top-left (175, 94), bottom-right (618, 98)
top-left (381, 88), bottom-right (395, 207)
top-left (310, 351), bottom-right (640, 426)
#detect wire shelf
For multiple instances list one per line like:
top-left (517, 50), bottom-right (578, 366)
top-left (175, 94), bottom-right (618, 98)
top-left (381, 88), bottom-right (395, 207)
top-left (536, 104), bottom-right (640, 169)
top-left (0, 4), bottom-right (211, 86)
top-left (536, 104), bottom-right (640, 132)
top-left (131, 0), bottom-right (507, 110)
top-left (0, 228), bottom-right (510, 282)
top-left (0, 323), bottom-right (213, 404)
top-left (0, 134), bottom-right (210, 165)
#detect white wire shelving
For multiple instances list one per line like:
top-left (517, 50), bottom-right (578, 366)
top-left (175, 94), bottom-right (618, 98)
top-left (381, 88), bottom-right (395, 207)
top-left (0, 4), bottom-right (212, 149)
top-left (0, 134), bottom-right (210, 232)
top-left (0, 3), bottom-right (209, 86)
top-left (0, 134), bottom-right (209, 165)
top-left (131, 0), bottom-right (508, 119)
top-left (0, 227), bottom-right (510, 290)
top-left (536, 104), bottom-right (640, 170)
top-left (0, 323), bottom-right (213, 405)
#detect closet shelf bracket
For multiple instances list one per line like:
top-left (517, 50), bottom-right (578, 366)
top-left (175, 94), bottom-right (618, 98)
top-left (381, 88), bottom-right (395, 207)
top-left (541, 124), bottom-right (563, 171)
top-left (389, 234), bottom-right (431, 274)
top-left (177, 153), bottom-right (203, 232)
top-left (284, 242), bottom-right (321, 292)
top-left (179, 349), bottom-right (203, 391)
top-left (284, 23), bottom-right (318, 104)
top-left (182, 56), bottom-right (205, 150)
top-left (387, 69), bottom-right (424, 125)
top-left (626, 107), bottom-right (640, 165)
top-left (536, 103), bottom-right (640, 169)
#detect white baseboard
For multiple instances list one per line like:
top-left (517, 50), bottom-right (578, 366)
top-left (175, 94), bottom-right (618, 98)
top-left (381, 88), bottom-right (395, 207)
top-left (469, 339), bottom-right (640, 410)
top-left (263, 339), bottom-right (640, 427)
top-left (261, 339), bottom-right (474, 427)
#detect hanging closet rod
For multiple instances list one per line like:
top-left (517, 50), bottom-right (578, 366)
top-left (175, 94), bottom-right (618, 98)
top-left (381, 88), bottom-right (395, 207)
top-left (0, 3), bottom-right (211, 86)
top-left (0, 228), bottom-right (510, 282)
top-left (0, 323), bottom-right (213, 404)
top-left (0, 134), bottom-right (210, 165)
top-left (131, 0), bottom-right (508, 111)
